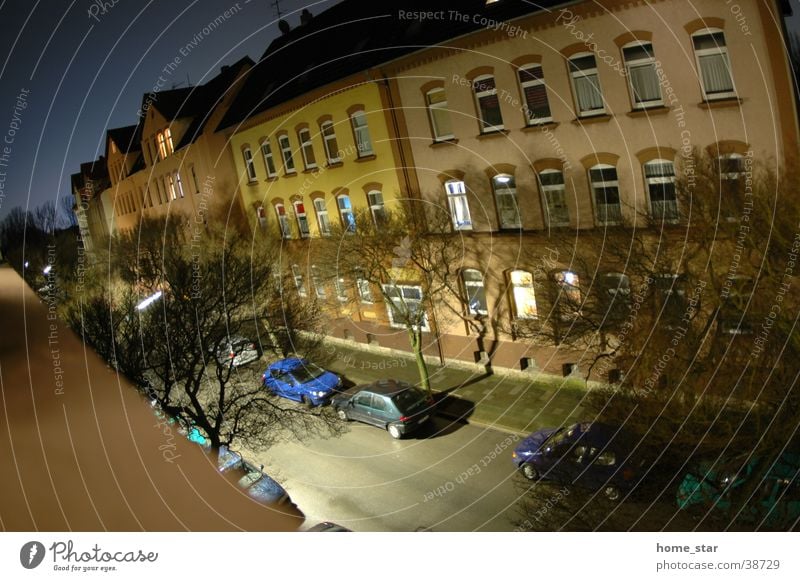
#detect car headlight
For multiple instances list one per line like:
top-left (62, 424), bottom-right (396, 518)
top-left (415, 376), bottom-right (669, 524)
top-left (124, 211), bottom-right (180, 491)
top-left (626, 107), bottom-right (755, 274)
top-left (312, 390), bottom-right (327, 397)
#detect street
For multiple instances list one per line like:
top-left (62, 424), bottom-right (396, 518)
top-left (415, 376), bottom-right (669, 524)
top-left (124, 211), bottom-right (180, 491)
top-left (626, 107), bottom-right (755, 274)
top-left (255, 415), bottom-right (529, 531)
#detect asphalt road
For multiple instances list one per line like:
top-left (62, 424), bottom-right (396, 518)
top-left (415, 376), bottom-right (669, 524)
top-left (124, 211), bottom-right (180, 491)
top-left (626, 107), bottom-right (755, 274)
top-left (254, 415), bottom-right (531, 532)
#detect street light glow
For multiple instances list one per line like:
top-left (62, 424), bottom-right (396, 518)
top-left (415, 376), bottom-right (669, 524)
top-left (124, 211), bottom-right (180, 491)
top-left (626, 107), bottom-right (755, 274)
top-left (136, 291), bottom-right (163, 311)
top-left (43, 265), bottom-right (52, 275)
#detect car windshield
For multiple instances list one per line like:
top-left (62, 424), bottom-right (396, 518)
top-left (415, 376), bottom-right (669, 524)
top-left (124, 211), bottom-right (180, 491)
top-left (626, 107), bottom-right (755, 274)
top-left (291, 363), bottom-right (327, 383)
top-left (392, 388), bottom-right (428, 414)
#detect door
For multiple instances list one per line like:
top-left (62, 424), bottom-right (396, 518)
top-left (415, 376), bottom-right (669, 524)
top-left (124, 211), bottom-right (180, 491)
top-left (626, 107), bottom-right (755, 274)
top-left (349, 392), bottom-right (376, 424)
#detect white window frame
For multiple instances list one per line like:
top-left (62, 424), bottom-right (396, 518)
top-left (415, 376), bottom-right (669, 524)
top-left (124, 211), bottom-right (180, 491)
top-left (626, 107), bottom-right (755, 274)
top-left (321, 121), bottom-right (340, 164)
top-left (337, 194), bottom-right (355, 232)
top-left (350, 111), bottom-right (374, 157)
top-left (382, 283), bottom-right (429, 331)
top-left (537, 169), bottom-right (570, 227)
top-left (243, 147), bottom-right (257, 182)
top-left (291, 264), bottom-right (306, 296)
top-left (313, 198), bottom-right (331, 237)
top-left (426, 88), bottom-right (454, 141)
top-left (622, 41), bottom-right (663, 109)
top-left (311, 265), bottom-right (326, 298)
top-left (445, 180), bottom-right (472, 231)
top-left (569, 53), bottom-right (605, 117)
top-left (462, 269), bottom-right (488, 316)
top-left (298, 128), bottom-right (317, 170)
top-left (589, 164), bottom-right (622, 225)
top-left (275, 204), bottom-right (291, 239)
top-left (335, 276), bottom-right (348, 302)
top-left (174, 171), bottom-right (185, 198)
top-left (644, 159), bottom-right (678, 222)
top-left (492, 174), bottom-right (521, 229)
top-left (509, 270), bottom-right (538, 319)
top-left (261, 140), bottom-right (277, 178)
top-left (167, 173), bottom-right (177, 200)
top-left (517, 64), bottom-right (552, 124)
top-left (278, 134), bottom-right (296, 174)
top-left (692, 28), bottom-right (736, 101)
top-left (293, 200), bottom-right (310, 238)
top-left (473, 74), bottom-right (504, 132)
top-left (367, 190), bottom-right (386, 226)
top-left (356, 271), bottom-right (373, 303)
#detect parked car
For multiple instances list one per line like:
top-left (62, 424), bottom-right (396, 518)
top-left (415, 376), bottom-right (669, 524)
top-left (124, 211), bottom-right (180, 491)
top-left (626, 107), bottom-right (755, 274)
top-left (213, 336), bottom-right (261, 367)
top-left (332, 379), bottom-right (434, 439)
top-left (676, 452), bottom-right (800, 526)
top-left (262, 358), bottom-right (342, 406)
top-left (511, 422), bottom-right (643, 501)
top-left (217, 447), bottom-right (293, 506)
top-left (306, 521), bottom-right (351, 532)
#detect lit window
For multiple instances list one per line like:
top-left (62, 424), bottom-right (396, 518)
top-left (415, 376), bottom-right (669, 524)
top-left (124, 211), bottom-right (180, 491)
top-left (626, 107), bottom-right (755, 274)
top-left (518, 64), bottom-right (552, 124)
top-left (367, 190), bottom-right (386, 226)
top-left (603, 273), bottom-right (631, 296)
top-left (167, 173), bottom-right (177, 200)
top-left (462, 269), bottom-right (488, 315)
top-left (278, 134), bottom-right (295, 174)
top-left (175, 171), bottom-right (185, 198)
top-left (445, 180), bottom-right (472, 230)
top-left (337, 194), bottom-right (355, 232)
top-left (473, 75), bottom-right (504, 132)
top-left (321, 121), bottom-right (340, 164)
top-left (492, 174), bottom-right (520, 229)
top-left (426, 88), bottom-right (454, 140)
top-left (311, 265), bottom-right (325, 298)
top-left (356, 270), bottom-right (373, 303)
top-left (261, 141), bottom-right (277, 177)
top-left (350, 111), bottom-right (373, 157)
top-left (291, 264), bottom-right (306, 296)
top-left (294, 201), bottom-right (310, 238)
top-left (311, 198), bottom-right (331, 237)
top-left (298, 128), bottom-right (317, 170)
top-left (555, 270), bottom-right (582, 304)
top-left (644, 160), bottom-right (678, 222)
top-left (243, 147), bottom-right (257, 182)
top-left (157, 132), bottom-right (168, 160)
top-left (275, 204), bottom-right (291, 239)
top-left (382, 283), bottom-right (429, 330)
top-left (510, 270), bottom-right (537, 319)
top-left (569, 53), bottom-right (605, 116)
top-left (537, 169), bottom-right (569, 227)
top-left (623, 42), bottom-right (662, 108)
top-left (163, 128), bottom-right (174, 155)
top-left (692, 29), bottom-right (736, 100)
top-left (589, 164), bottom-right (622, 225)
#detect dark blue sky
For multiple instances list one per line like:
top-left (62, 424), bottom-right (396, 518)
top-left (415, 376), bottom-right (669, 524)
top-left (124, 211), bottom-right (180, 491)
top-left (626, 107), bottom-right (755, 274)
top-left (0, 0), bottom-right (331, 220)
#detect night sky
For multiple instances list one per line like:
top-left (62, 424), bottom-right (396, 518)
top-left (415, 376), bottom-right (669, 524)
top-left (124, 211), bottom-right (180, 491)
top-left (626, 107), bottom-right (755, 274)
top-left (0, 0), bottom-right (797, 221)
top-left (0, 0), bottom-right (332, 220)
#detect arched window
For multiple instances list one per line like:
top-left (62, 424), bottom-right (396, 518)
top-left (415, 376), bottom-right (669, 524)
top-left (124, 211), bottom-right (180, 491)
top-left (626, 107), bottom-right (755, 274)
top-left (337, 194), bottom-right (355, 232)
top-left (367, 190), bottom-right (386, 226)
top-left (692, 29), bottom-right (735, 100)
top-left (509, 270), bottom-right (537, 319)
top-left (294, 200), bottom-right (310, 238)
top-left (462, 269), bottom-right (488, 315)
top-left (717, 152), bottom-right (745, 221)
top-left (622, 41), bottom-right (662, 108)
top-left (569, 53), bottom-right (604, 116)
top-left (242, 147), bottom-right (257, 182)
top-left (554, 270), bottom-right (581, 304)
top-left (260, 140), bottom-right (277, 177)
top-left (589, 164), bottom-right (621, 225)
top-left (313, 198), bottom-right (331, 236)
top-left (473, 75), bottom-right (504, 132)
top-left (492, 174), bottom-right (520, 229)
top-left (537, 169), bottom-right (569, 227)
top-left (426, 88), bottom-right (454, 141)
top-left (275, 204), bottom-right (291, 239)
top-left (350, 111), bottom-right (373, 157)
top-left (517, 64), bottom-right (552, 124)
top-left (298, 128), bottom-right (317, 170)
top-left (643, 159), bottom-right (678, 221)
top-left (320, 121), bottom-right (340, 164)
top-left (277, 134), bottom-right (295, 174)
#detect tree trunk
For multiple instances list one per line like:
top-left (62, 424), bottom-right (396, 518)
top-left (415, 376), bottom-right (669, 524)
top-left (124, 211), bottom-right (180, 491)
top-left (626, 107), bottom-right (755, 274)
top-left (408, 327), bottom-right (431, 395)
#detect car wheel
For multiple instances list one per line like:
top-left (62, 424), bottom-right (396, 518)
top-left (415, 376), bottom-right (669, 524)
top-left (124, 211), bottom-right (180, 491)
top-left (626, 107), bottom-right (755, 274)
top-left (301, 395), bottom-right (312, 407)
top-left (521, 463), bottom-right (539, 481)
top-left (336, 409), bottom-right (348, 421)
top-left (388, 424), bottom-right (402, 439)
top-left (603, 485), bottom-right (621, 501)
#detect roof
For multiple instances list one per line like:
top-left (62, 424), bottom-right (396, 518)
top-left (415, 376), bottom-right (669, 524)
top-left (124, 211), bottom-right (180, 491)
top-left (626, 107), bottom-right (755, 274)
top-left (106, 124), bottom-right (141, 154)
top-left (218, 0), bottom-right (562, 130)
top-left (361, 379), bottom-right (416, 396)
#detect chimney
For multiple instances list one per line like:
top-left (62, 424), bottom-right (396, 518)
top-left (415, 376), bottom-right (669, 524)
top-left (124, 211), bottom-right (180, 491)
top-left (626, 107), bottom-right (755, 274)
top-left (300, 9), bottom-right (313, 26)
top-left (278, 19), bottom-right (290, 35)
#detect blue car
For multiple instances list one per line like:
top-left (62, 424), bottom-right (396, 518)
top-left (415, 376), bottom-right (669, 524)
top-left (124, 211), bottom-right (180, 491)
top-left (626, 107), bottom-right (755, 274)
top-left (512, 422), bottom-right (643, 501)
top-left (262, 358), bottom-right (342, 406)
top-left (216, 446), bottom-right (293, 507)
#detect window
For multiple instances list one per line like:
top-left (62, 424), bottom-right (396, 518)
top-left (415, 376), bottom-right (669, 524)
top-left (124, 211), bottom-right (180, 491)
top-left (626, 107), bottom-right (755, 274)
top-left (692, 29), bottom-right (736, 100)
top-left (510, 270), bottom-right (537, 319)
top-left (278, 134), bottom-right (295, 173)
top-left (311, 265), bottom-right (325, 298)
top-left (188, 166), bottom-right (200, 193)
top-left (602, 272), bottom-right (631, 315)
top-left (492, 174), bottom-right (520, 229)
top-left (518, 64), bottom-right (552, 123)
top-left (350, 111), bottom-right (373, 157)
top-left (569, 54), bottom-right (605, 116)
top-left (382, 283), bottom-right (429, 330)
top-left (155, 179), bottom-right (164, 204)
top-left (157, 131), bottom-right (168, 160)
top-left (261, 141), bottom-right (277, 177)
top-left (313, 198), bottom-right (331, 237)
top-left (445, 180), bottom-right (472, 230)
top-left (462, 269), bottom-right (488, 315)
top-left (367, 190), bottom-right (386, 226)
top-left (275, 204), bottom-right (291, 239)
top-left (426, 88), bottom-right (454, 140)
top-left (337, 194), bottom-right (355, 232)
top-left (473, 75), bottom-right (504, 131)
top-left (145, 186), bottom-right (153, 207)
top-left (293, 201), bottom-right (310, 238)
top-left (644, 159), bottom-right (678, 221)
top-left (538, 169), bottom-right (570, 227)
top-left (589, 165), bottom-right (622, 225)
top-left (291, 264), bottom-right (306, 296)
top-left (320, 121), bottom-right (340, 164)
top-left (623, 42), bottom-right (662, 108)
top-left (717, 153), bottom-right (745, 220)
top-left (356, 271), bottom-right (373, 303)
top-left (243, 147), bottom-right (257, 182)
top-left (174, 171), bottom-right (185, 198)
top-left (554, 270), bottom-right (582, 308)
top-left (298, 128), bottom-right (317, 170)
top-left (163, 128), bottom-right (174, 155)
top-left (720, 276), bottom-right (752, 334)
top-left (167, 173), bottom-right (177, 200)
top-left (335, 276), bottom-right (347, 302)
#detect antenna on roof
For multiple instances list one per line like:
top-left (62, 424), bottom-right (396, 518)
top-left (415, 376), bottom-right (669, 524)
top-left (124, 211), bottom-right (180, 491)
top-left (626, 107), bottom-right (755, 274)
top-left (271, 0), bottom-right (283, 19)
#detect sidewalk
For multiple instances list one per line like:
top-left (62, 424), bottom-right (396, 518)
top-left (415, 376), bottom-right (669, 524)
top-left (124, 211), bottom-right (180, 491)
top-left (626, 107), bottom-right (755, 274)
top-left (319, 340), bottom-right (593, 436)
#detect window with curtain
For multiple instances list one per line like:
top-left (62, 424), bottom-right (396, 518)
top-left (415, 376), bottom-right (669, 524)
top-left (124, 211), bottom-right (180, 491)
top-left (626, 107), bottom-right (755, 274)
top-left (589, 164), bottom-right (622, 225)
top-left (692, 29), bottom-right (735, 99)
top-left (569, 54), bottom-right (604, 116)
top-left (350, 111), bottom-right (374, 156)
top-left (426, 88), bottom-right (454, 140)
top-left (337, 194), bottom-right (355, 232)
top-left (510, 270), bottom-right (537, 319)
top-left (537, 169), bottom-right (569, 227)
top-left (445, 180), bottom-right (472, 230)
top-left (518, 64), bottom-right (552, 123)
top-left (278, 134), bottom-right (296, 173)
top-left (644, 159), bottom-right (678, 221)
top-left (313, 198), bottom-right (331, 236)
top-left (473, 75), bottom-right (504, 131)
top-left (492, 174), bottom-right (520, 229)
top-left (294, 201), bottom-right (310, 238)
top-left (623, 42), bottom-right (662, 108)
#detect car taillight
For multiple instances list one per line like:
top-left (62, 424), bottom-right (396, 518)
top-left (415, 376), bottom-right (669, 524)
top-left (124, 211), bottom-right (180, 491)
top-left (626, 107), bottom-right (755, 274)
top-left (399, 416), bottom-right (409, 423)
